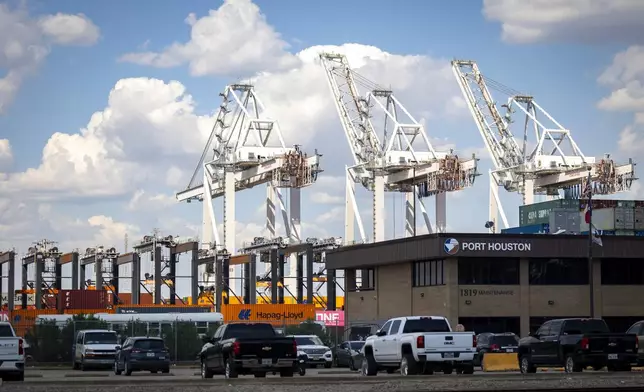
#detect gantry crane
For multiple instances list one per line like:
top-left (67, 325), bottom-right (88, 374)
top-left (320, 53), bottom-right (478, 243)
top-left (176, 84), bottom-right (322, 289)
top-left (451, 60), bottom-right (637, 231)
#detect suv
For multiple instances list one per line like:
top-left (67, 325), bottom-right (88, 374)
top-left (114, 336), bottom-right (170, 375)
top-left (290, 335), bottom-right (332, 368)
top-left (73, 329), bottom-right (119, 370)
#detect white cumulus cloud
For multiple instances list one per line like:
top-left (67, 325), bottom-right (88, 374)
top-left (0, 4), bottom-right (100, 113)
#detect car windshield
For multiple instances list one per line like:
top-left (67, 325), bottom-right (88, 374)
top-left (0, 325), bottom-right (14, 337)
top-left (295, 336), bottom-right (324, 346)
top-left (85, 332), bottom-right (117, 344)
top-left (347, 341), bottom-right (365, 350)
top-left (491, 335), bottom-right (519, 346)
top-left (402, 318), bottom-right (450, 333)
top-left (133, 339), bottom-right (165, 350)
top-left (563, 320), bottom-right (609, 335)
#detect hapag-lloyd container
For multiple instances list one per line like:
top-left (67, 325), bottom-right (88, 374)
top-left (221, 304), bottom-right (316, 326)
top-left (58, 289), bottom-right (109, 311)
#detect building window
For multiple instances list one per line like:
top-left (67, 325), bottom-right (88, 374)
top-left (601, 259), bottom-right (644, 285)
top-left (529, 258), bottom-right (588, 285)
top-left (458, 258), bottom-right (519, 285)
top-left (357, 268), bottom-right (375, 290)
top-left (458, 317), bottom-right (520, 335)
top-left (604, 317), bottom-right (644, 333)
top-left (413, 260), bottom-right (445, 287)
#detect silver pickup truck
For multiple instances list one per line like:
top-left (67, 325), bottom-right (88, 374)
top-left (0, 322), bottom-right (25, 381)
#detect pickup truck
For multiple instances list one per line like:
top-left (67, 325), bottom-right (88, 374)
top-left (0, 322), bottom-right (25, 381)
top-left (626, 320), bottom-right (644, 366)
top-left (519, 318), bottom-right (639, 373)
top-left (199, 322), bottom-right (297, 378)
top-left (361, 316), bottom-right (476, 376)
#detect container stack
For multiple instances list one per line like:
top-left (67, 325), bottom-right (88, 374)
top-left (58, 289), bottom-right (109, 311)
top-left (504, 199), bottom-right (644, 236)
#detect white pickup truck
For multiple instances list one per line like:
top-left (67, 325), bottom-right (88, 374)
top-left (361, 316), bottom-right (476, 376)
top-left (0, 322), bottom-right (25, 381)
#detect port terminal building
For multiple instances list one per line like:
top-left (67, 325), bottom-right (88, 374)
top-left (325, 233), bottom-right (644, 337)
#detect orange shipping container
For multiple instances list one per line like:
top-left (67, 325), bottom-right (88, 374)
top-left (63, 308), bottom-right (115, 315)
top-left (9, 309), bottom-right (58, 327)
top-left (221, 304), bottom-right (316, 326)
top-left (114, 293), bottom-right (153, 305)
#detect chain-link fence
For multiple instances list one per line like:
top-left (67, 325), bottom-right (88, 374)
top-left (22, 318), bottom-right (220, 365)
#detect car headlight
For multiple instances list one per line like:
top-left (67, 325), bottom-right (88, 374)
top-left (324, 351), bottom-right (332, 357)
top-left (85, 349), bottom-right (94, 354)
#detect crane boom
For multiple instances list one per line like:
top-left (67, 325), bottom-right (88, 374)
top-left (451, 58), bottom-right (636, 231)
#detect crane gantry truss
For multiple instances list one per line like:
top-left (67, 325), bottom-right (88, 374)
top-left (320, 53), bottom-right (478, 243)
top-left (176, 84), bottom-right (322, 285)
top-left (451, 60), bottom-right (637, 231)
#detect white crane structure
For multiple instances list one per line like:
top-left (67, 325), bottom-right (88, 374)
top-left (320, 53), bottom-right (479, 243)
top-left (451, 60), bottom-right (637, 232)
top-left (175, 84), bottom-right (322, 287)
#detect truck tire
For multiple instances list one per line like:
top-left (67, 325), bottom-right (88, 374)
top-left (460, 364), bottom-right (474, 375)
top-left (16, 372), bottom-right (24, 382)
top-left (361, 354), bottom-right (377, 376)
top-left (224, 359), bottom-right (238, 378)
top-left (201, 360), bottom-right (213, 378)
top-left (400, 355), bottom-right (419, 376)
top-left (565, 355), bottom-right (582, 373)
top-left (442, 364), bottom-right (453, 374)
top-left (520, 355), bottom-right (537, 374)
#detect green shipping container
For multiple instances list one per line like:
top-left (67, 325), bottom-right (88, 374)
top-left (519, 199), bottom-right (581, 226)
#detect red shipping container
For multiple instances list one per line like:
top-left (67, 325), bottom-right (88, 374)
top-left (59, 290), bottom-right (109, 311)
top-left (42, 294), bottom-right (57, 309)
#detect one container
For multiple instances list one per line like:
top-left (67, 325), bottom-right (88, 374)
top-left (501, 223), bottom-right (550, 234)
top-left (58, 289), bottom-right (109, 311)
top-left (580, 207), bottom-right (616, 232)
top-left (634, 207), bottom-right (644, 230)
top-left (549, 209), bottom-right (580, 234)
top-left (115, 305), bottom-right (213, 314)
top-left (615, 230), bottom-right (635, 236)
top-left (519, 199), bottom-right (580, 226)
top-left (617, 200), bottom-right (636, 208)
top-left (614, 207), bottom-right (635, 230)
top-left (221, 304), bottom-right (317, 326)
top-left (63, 308), bottom-right (115, 315)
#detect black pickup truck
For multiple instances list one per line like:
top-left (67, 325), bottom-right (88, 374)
top-left (518, 318), bottom-right (638, 373)
top-left (199, 322), bottom-right (297, 379)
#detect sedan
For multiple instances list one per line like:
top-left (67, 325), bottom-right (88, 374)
top-left (332, 341), bottom-right (365, 370)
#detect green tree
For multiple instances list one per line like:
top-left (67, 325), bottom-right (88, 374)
top-left (284, 319), bottom-right (341, 347)
top-left (161, 322), bottom-right (220, 362)
top-left (25, 320), bottom-right (63, 363)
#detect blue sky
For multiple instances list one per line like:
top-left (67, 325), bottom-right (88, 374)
top-left (1, 0), bottom-right (644, 293)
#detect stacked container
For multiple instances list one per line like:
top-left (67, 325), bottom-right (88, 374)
top-left (519, 199), bottom-right (580, 226)
top-left (58, 289), bottom-right (109, 311)
top-left (501, 223), bottom-right (550, 234)
top-left (114, 305), bottom-right (212, 314)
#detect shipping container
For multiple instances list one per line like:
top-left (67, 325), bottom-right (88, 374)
top-left (635, 231), bottom-right (644, 237)
top-left (42, 294), bottom-right (58, 309)
top-left (58, 290), bottom-right (109, 311)
top-left (636, 201), bottom-right (644, 208)
top-left (549, 209), bottom-right (580, 233)
top-left (519, 199), bottom-right (581, 226)
top-left (9, 309), bottom-right (58, 327)
top-left (634, 207), bottom-right (644, 230)
top-left (614, 207), bottom-right (635, 230)
top-left (115, 305), bottom-right (212, 314)
top-left (580, 207), bottom-right (616, 232)
top-left (617, 200), bottom-right (636, 208)
top-left (581, 230), bottom-right (615, 235)
top-left (114, 293), bottom-right (154, 305)
top-left (501, 223), bottom-right (550, 234)
top-left (580, 199), bottom-right (618, 210)
top-left (615, 230), bottom-right (636, 236)
top-left (221, 304), bottom-right (317, 326)
top-left (63, 308), bottom-right (115, 315)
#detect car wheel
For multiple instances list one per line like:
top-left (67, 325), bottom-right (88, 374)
top-left (224, 359), bottom-right (238, 379)
top-left (400, 355), bottom-right (418, 376)
top-left (124, 360), bottom-right (132, 376)
top-left (349, 359), bottom-right (356, 371)
top-left (161, 368), bottom-right (170, 374)
top-left (114, 360), bottom-right (122, 375)
top-left (520, 356), bottom-right (536, 374)
top-left (254, 372), bottom-right (267, 377)
top-left (565, 355), bottom-right (582, 373)
top-left (361, 355), bottom-right (377, 376)
top-left (201, 360), bottom-right (213, 379)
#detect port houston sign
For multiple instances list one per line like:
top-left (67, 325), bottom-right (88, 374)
top-left (444, 238), bottom-right (531, 256)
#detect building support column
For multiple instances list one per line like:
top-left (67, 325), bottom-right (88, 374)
top-left (519, 258), bottom-right (530, 337)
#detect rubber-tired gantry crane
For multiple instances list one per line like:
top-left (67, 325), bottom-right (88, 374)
top-left (175, 84), bottom-right (322, 291)
top-left (320, 53), bottom-right (478, 243)
top-left (451, 60), bottom-right (637, 231)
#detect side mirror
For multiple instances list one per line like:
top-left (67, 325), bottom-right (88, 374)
top-left (376, 330), bottom-right (386, 337)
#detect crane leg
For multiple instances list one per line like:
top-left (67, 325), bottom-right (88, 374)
top-left (405, 192), bottom-right (415, 237)
top-left (373, 175), bottom-right (386, 242)
top-left (435, 193), bottom-right (446, 233)
top-left (266, 183), bottom-right (276, 239)
top-left (202, 170), bottom-right (219, 285)
top-left (489, 174), bottom-right (498, 233)
top-left (345, 167), bottom-right (367, 244)
top-left (223, 170), bottom-right (236, 289)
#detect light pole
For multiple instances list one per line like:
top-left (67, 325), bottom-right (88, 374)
top-left (586, 168), bottom-right (595, 318)
top-left (411, 161), bottom-right (417, 236)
